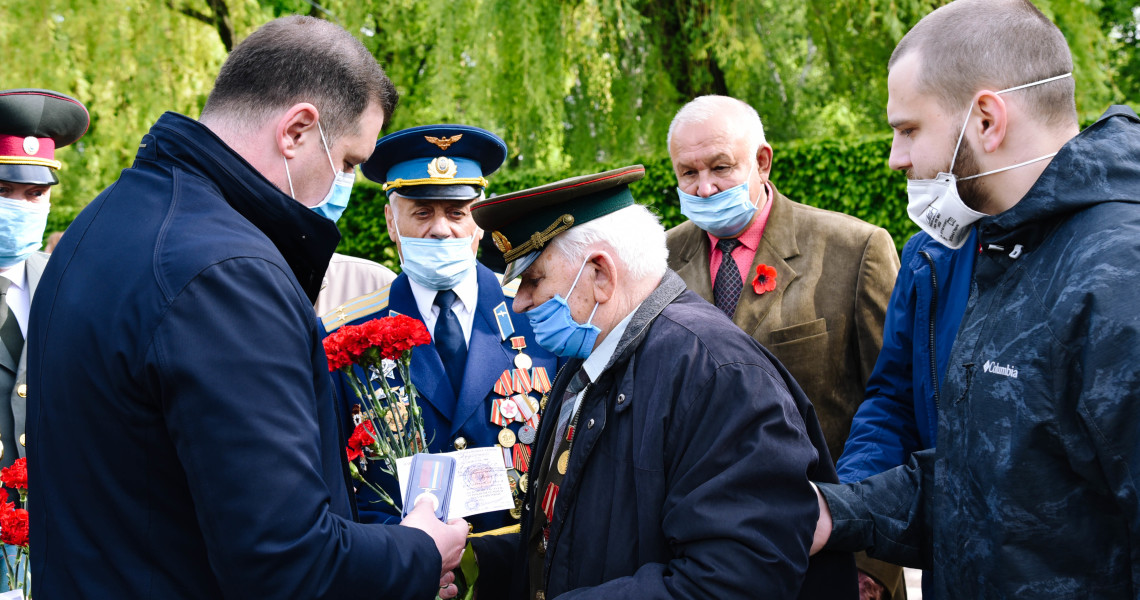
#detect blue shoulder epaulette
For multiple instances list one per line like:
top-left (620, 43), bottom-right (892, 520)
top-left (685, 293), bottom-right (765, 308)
top-left (321, 284), bottom-right (391, 333)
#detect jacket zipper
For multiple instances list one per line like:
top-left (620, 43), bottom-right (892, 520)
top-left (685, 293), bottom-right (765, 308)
top-left (920, 251), bottom-right (940, 410)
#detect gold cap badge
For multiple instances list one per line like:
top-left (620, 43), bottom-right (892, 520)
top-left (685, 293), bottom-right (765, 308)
top-left (425, 134), bottom-right (462, 150)
top-left (492, 231), bottom-right (512, 253)
top-left (427, 156), bottom-right (458, 179)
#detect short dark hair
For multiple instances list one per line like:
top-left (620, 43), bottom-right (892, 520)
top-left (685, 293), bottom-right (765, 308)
top-left (890, 0), bottom-right (1076, 127)
top-left (201, 16), bottom-right (398, 141)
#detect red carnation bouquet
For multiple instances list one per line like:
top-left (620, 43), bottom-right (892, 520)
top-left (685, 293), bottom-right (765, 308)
top-left (0, 457), bottom-right (30, 598)
top-left (324, 315), bottom-right (433, 509)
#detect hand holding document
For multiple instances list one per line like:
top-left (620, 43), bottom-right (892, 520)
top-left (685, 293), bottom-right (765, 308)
top-left (397, 447), bottom-right (515, 521)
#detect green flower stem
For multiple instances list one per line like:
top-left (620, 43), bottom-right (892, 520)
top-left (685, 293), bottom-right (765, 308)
top-left (2, 543), bottom-right (14, 592)
top-left (396, 354), bottom-right (430, 450)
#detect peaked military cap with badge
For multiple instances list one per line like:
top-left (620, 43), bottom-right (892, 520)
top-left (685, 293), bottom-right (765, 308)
top-left (362, 124), bottom-right (507, 200)
top-left (471, 164), bottom-right (646, 282)
top-left (0, 89), bottom-right (90, 186)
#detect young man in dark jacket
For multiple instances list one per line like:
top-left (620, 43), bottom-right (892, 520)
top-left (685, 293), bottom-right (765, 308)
top-left (468, 166), bottom-right (856, 599)
top-left (27, 16), bottom-right (466, 599)
top-left (813, 0), bottom-right (1140, 597)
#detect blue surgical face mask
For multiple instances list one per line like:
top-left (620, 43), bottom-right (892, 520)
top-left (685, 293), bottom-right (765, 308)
top-left (0, 195), bottom-right (49, 268)
top-left (282, 121), bottom-right (355, 223)
top-left (526, 258), bottom-right (600, 359)
top-left (676, 168), bottom-right (759, 238)
top-left (390, 196), bottom-right (477, 291)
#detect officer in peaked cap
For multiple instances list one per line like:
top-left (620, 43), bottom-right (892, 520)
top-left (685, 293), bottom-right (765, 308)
top-left (323, 124), bottom-right (557, 535)
top-left (0, 89), bottom-right (89, 483)
top-left (466, 165), bottom-right (857, 600)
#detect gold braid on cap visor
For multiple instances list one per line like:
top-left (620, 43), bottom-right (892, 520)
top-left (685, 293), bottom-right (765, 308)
top-left (502, 214), bottom-right (575, 263)
top-left (382, 176), bottom-right (489, 192)
top-left (0, 156), bottom-right (62, 170)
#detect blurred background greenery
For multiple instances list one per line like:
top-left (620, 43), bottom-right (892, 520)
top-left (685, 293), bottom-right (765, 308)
top-left (3, 0), bottom-right (1137, 268)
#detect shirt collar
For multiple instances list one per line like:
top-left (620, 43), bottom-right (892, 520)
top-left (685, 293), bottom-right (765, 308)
top-left (707, 180), bottom-right (774, 252)
top-left (0, 262), bottom-right (27, 291)
top-left (582, 303), bottom-right (640, 383)
top-left (408, 266), bottom-right (479, 317)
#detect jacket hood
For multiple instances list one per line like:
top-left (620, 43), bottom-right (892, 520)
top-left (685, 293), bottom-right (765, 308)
top-left (142, 112), bottom-right (340, 303)
top-left (980, 105), bottom-right (1140, 247)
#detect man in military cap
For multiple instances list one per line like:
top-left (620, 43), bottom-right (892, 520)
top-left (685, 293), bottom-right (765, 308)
top-left (0, 88), bottom-right (88, 475)
top-left (467, 166), bottom-right (856, 600)
top-left (0, 87), bottom-right (87, 592)
top-left (323, 124), bottom-right (557, 533)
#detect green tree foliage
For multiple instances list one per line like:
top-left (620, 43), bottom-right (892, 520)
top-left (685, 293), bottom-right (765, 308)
top-left (0, 0), bottom-right (273, 231)
top-left (1, 0), bottom-right (1134, 244)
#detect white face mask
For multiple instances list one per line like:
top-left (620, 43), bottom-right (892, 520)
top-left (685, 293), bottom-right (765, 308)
top-left (906, 72), bottom-right (1072, 249)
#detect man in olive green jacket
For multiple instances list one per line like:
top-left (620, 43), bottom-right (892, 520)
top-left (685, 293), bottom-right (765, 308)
top-left (666, 95), bottom-right (901, 600)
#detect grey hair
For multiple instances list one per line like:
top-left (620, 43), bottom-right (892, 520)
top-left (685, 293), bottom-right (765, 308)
top-left (667, 95), bottom-right (767, 155)
top-left (889, 0), bottom-right (1076, 127)
top-left (549, 204), bottom-right (667, 282)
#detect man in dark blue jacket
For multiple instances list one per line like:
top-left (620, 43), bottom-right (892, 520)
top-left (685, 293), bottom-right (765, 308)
top-left (813, 1), bottom-right (1140, 597)
top-left (27, 16), bottom-right (466, 599)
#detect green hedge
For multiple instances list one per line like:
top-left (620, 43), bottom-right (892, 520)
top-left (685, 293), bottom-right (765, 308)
top-left (337, 133), bottom-right (918, 272)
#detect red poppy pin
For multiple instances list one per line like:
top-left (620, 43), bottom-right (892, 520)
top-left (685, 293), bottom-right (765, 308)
top-left (752, 264), bottom-right (777, 295)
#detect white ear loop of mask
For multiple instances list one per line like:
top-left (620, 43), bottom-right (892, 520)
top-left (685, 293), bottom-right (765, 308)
top-left (567, 256), bottom-right (600, 325)
top-left (282, 121), bottom-right (339, 200)
top-left (948, 73), bottom-right (1072, 178)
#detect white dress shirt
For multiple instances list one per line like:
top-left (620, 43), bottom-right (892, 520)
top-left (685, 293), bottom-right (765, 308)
top-left (0, 261), bottom-right (30, 337)
top-left (407, 268), bottom-right (479, 347)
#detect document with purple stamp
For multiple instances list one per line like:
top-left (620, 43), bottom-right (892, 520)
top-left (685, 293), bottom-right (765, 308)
top-left (396, 447), bottom-right (514, 520)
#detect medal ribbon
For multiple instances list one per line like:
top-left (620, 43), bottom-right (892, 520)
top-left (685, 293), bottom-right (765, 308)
top-left (531, 367), bottom-right (552, 394)
top-left (513, 443), bottom-right (531, 473)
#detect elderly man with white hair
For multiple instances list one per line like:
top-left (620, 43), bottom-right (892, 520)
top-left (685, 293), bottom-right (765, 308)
top-left (667, 96), bottom-right (902, 599)
top-left (466, 165), bottom-right (857, 600)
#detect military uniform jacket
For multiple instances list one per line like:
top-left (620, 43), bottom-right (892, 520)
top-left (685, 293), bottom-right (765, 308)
top-left (472, 270), bottom-right (856, 600)
top-left (324, 263), bottom-right (557, 532)
top-left (822, 106), bottom-right (1140, 598)
top-left (27, 112), bottom-right (440, 599)
top-left (0, 251), bottom-right (46, 476)
top-left (666, 188), bottom-right (899, 461)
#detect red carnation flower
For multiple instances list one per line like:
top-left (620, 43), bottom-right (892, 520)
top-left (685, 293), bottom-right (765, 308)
top-left (346, 421), bottom-right (377, 462)
top-left (1, 458), bottom-right (27, 490)
top-left (752, 264), bottom-right (777, 295)
top-left (324, 316), bottom-right (432, 370)
top-left (0, 507), bottom-right (28, 547)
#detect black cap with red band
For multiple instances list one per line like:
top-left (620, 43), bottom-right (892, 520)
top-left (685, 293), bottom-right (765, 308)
top-left (0, 89), bottom-right (90, 186)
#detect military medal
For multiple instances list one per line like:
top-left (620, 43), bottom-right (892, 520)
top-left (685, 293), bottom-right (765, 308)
top-left (498, 427), bottom-right (517, 448)
top-left (510, 336), bottom-right (533, 370)
top-left (519, 473), bottom-right (528, 493)
top-left (499, 396), bottom-right (520, 421)
top-left (517, 424), bottom-right (537, 445)
top-left (510, 496), bottom-right (523, 520)
top-left (556, 451), bottom-right (569, 475)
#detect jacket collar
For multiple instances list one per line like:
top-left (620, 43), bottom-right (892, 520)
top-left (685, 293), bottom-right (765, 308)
top-left (605, 269), bottom-right (688, 370)
top-left (144, 112), bottom-right (340, 303)
top-left (978, 105), bottom-right (1140, 251)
